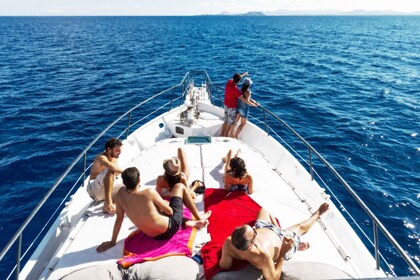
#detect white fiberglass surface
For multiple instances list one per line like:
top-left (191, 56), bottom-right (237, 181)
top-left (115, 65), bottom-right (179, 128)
top-left (47, 138), bottom-right (371, 279)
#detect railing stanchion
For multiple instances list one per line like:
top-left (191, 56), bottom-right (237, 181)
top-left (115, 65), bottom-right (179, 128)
top-left (16, 234), bottom-right (21, 280)
top-left (170, 88), bottom-right (176, 109)
top-left (126, 112), bottom-right (132, 138)
top-left (308, 148), bottom-right (314, 180)
top-left (83, 153), bottom-right (87, 184)
top-left (374, 222), bottom-right (380, 270)
top-left (263, 109), bottom-right (269, 135)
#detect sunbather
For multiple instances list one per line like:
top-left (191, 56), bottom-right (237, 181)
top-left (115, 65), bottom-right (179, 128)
top-left (156, 147), bottom-right (204, 198)
top-left (97, 167), bottom-right (211, 252)
top-left (223, 149), bottom-right (254, 194)
top-left (219, 203), bottom-right (329, 280)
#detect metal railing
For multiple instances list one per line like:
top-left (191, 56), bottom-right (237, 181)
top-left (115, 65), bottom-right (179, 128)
top-left (1, 70), bottom-right (418, 279)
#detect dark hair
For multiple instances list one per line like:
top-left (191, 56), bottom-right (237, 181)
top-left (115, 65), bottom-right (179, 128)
top-left (241, 84), bottom-right (250, 95)
top-left (105, 138), bottom-right (122, 151)
top-left (229, 157), bottom-right (247, 178)
top-left (164, 173), bottom-right (182, 190)
top-left (233, 73), bottom-right (242, 83)
top-left (232, 226), bottom-right (250, 251)
top-left (122, 167), bottom-right (140, 190)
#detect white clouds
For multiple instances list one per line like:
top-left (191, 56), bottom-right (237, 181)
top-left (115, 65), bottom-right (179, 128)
top-left (0, 0), bottom-right (419, 15)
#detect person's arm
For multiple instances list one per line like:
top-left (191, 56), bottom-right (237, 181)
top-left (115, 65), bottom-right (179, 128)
top-left (241, 71), bottom-right (248, 78)
top-left (96, 198), bottom-right (124, 252)
top-left (98, 155), bottom-right (124, 174)
top-left (238, 91), bottom-right (258, 107)
top-left (219, 238), bottom-right (234, 269)
top-left (267, 237), bottom-right (293, 279)
top-left (247, 175), bottom-right (254, 194)
top-left (155, 176), bottom-right (164, 195)
top-left (152, 190), bottom-right (173, 216)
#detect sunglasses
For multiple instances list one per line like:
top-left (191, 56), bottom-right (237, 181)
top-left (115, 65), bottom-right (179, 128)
top-left (249, 227), bottom-right (258, 247)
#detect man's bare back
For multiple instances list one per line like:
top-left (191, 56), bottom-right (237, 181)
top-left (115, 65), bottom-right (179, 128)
top-left (115, 187), bottom-right (171, 237)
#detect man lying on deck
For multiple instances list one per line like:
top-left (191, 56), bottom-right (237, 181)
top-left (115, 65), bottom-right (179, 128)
top-left (219, 203), bottom-right (329, 280)
top-left (97, 167), bottom-right (211, 252)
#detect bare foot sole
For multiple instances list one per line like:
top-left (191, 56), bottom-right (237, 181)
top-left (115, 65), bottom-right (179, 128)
top-left (317, 203), bottom-right (329, 216)
top-left (186, 220), bottom-right (209, 229)
top-left (297, 242), bottom-right (310, 251)
top-left (235, 149), bottom-right (241, 157)
top-left (200, 210), bottom-right (212, 220)
top-left (103, 203), bottom-right (116, 214)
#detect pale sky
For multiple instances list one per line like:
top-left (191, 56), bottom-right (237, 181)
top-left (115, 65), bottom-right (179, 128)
top-left (1, 0), bottom-right (419, 16)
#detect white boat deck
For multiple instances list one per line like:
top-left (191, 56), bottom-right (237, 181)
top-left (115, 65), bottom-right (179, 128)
top-left (43, 137), bottom-right (375, 279)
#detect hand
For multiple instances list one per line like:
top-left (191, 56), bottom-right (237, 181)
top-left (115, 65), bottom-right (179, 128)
top-left (96, 241), bottom-right (115, 253)
top-left (242, 71), bottom-right (248, 77)
top-left (280, 236), bottom-right (293, 258)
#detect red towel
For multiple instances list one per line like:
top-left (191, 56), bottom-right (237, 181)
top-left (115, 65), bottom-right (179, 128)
top-left (117, 206), bottom-right (196, 268)
top-left (201, 189), bottom-right (262, 280)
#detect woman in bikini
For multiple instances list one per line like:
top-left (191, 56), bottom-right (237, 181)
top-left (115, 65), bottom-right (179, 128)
top-left (223, 149), bottom-right (254, 194)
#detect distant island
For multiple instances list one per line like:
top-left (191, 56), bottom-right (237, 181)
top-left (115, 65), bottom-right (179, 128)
top-left (202, 9), bottom-right (420, 16)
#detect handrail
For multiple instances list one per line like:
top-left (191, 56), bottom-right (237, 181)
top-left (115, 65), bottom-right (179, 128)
top-left (256, 106), bottom-right (419, 275)
top-left (0, 70), bottom-right (213, 280)
top-left (1, 70), bottom-right (418, 278)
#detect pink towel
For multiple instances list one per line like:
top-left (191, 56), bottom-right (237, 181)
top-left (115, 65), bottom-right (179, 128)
top-left (117, 206), bottom-right (196, 268)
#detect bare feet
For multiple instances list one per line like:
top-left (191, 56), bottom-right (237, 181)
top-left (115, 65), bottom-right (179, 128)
top-left (186, 219), bottom-right (208, 229)
top-left (235, 149), bottom-right (241, 158)
top-left (200, 210), bottom-right (212, 221)
top-left (297, 242), bottom-right (310, 251)
top-left (103, 202), bottom-right (116, 214)
top-left (317, 203), bottom-right (329, 216)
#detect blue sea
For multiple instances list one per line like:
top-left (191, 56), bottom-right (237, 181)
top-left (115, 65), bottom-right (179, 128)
top-left (0, 16), bottom-right (419, 277)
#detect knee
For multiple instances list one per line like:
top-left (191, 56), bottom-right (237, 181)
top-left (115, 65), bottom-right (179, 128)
top-left (172, 183), bottom-right (187, 192)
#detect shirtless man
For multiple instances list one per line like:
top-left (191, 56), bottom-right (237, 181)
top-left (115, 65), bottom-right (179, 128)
top-left (87, 138), bottom-right (124, 214)
top-left (219, 203), bottom-right (329, 280)
top-left (156, 147), bottom-right (203, 198)
top-left (97, 167), bottom-right (211, 252)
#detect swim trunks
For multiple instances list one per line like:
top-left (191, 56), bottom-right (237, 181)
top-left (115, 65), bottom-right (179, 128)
top-left (155, 196), bottom-right (184, 240)
top-left (223, 105), bottom-right (237, 125)
top-left (254, 220), bottom-right (300, 260)
top-left (86, 169), bottom-right (123, 201)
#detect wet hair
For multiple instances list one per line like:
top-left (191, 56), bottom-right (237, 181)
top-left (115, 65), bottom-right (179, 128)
top-left (105, 138), bottom-right (122, 151)
top-left (232, 226), bottom-right (250, 251)
top-left (164, 173), bottom-right (182, 190)
top-left (122, 167), bottom-right (140, 190)
top-left (233, 73), bottom-right (242, 83)
top-left (229, 157), bottom-right (247, 178)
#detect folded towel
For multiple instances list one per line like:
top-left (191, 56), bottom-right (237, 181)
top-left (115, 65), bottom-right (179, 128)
top-left (117, 205), bottom-right (196, 268)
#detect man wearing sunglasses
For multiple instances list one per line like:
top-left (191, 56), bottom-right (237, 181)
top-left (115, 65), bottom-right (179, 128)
top-left (219, 203), bottom-right (329, 280)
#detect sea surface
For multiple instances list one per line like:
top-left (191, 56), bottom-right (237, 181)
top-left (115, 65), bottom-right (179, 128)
top-left (0, 16), bottom-right (418, 277)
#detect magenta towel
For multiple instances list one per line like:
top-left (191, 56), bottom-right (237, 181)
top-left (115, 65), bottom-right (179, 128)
top-left (117, 206), bottom-right (196, 268)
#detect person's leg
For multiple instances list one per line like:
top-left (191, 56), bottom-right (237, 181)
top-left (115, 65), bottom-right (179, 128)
top-left (233, 117), bottom-right (247, 139)
top-left (224, 124), bottom-right (232, 137)
top-left (223, 149), bottom-right (234, 173)
top-left (256, 208), bottom-right (271, 221)
top-left (286, 203), bottom-right (329, 237)
top-left (220, 121), bottom-right (227, 137)
top-left (229, 113), bottom-right (241, 137)
top-left (178, 147), bottom-right (190, 181)
top-left (103, 169), bottom-right (116, 214)
top-left (171, 183), bottom-right (211, 221)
